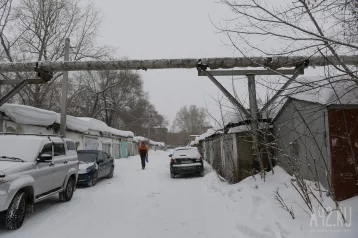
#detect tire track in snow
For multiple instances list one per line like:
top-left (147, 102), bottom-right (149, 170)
top-left (0, 151), bottom-right (248, 238)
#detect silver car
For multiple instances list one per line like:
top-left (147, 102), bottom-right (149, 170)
top-left (0, 134), bottom-right (79, 230)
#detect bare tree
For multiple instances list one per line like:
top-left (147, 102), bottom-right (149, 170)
top-left (67, 69), bottom-right (167, 133)
top-left (219, 0), bottom-right (358, 82)
top-left (173, 105), bottom-right (211, 135)
top-left (0, 0), bottom-right (111, 110)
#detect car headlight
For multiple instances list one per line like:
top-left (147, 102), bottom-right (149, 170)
top-left (86, 168), bottom-right (92, 173)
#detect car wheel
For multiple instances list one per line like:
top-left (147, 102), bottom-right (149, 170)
top-left (170, 172), bottom-right (176, 178)
top-left (60, 177), bottom-right (75, 202)
top-left (199, 171), bottom-right (205, 177)
top-left (87, 171), bottom-right (98, 187)
top-left (5, 191), bottom-right (27, 230)
top-left (107, 166), bottom-right (114, 179)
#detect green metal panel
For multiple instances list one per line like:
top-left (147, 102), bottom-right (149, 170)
top-left (121, 141), bottom-right (128, 158)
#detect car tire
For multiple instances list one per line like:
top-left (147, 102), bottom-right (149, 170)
top-left (199, 171), bottom-right (205, 177)
top-left (107, 166), bottom-right (114, 179)
top-left (87, 171), bottom-right (98, 187)
top-left (5, 191), bottom-right (27, 230)
top-left (59, 177), bottom-right (75, 202)
top-left (170, 172), bottom-right (176, 178)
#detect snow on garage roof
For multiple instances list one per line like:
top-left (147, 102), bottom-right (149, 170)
top-left (150, 140), bottom-right (165, 147)
top-left (0, 103), bottom-right (57, 126)
top-left (190, 128), bottom-right (222, 146)
top-left (287, 78), bottom-right (358, 105)
top-left (133, 136), bottom-right (165, 147)
top-left (228, 123), bottom-right (273, 134)
top-left (133, 136), bottom-right (146, 142)
top-left (0, 103), bottom-right (134, 138)
top-left (221, 76), bottom-right (358, 126)
top-left (76, 117), bottom-right (134, 138)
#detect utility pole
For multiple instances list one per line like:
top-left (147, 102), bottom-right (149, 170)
top-left (60, 38), bottom-right (70, 137)
top-left (247, 74), bottom-right (264, 177)
top-left (148, 113), bottom-right (151, 141)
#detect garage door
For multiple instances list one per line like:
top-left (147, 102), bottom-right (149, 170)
top-left (121, 141), bottom-right (128, 158)
top-left (102, 143), bottom-right (111, 155)
top-left (85, 137), bottom-right (99, 150)
top-left (112, 143), bottom-right (120, 159)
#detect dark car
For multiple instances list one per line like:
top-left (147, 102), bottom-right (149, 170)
top-left (77, 150), bottom-right (115, 187)
top-left (169, 147), bottom-right (204, 178)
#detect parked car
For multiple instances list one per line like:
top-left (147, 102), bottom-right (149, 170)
top-left (77, 150), bottom-right (114, 187)
top-left (0, 134), bottom-right (79, 230)
top-left (169, 147), bottom-right (204, 178)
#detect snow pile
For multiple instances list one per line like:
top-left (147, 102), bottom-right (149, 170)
top-left (202, 165), bottom-right (358, 238)
top-left (0, 103), bottom-right (134, 138)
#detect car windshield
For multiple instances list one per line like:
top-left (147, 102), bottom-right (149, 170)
top-left (0, 136), bottom-right (43, 162)
top-left (78, 152), bottom-right (98, 163)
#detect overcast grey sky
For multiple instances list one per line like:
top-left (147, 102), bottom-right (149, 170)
top-left (93, 0), bottom-right (242, 125)
top-left (95, 0), bottom-right (320, 127)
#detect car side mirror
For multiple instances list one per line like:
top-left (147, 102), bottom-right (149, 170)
top-left (169, 154), bottom-right (172, 157)
top-left (37, 154), bottom-right (52, 163)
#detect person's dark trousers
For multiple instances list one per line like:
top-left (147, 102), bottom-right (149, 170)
top-left (141, 156), bottom-right (146, 169)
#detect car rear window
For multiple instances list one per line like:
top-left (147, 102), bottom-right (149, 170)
top-left (78, 151), bottom-right (98, 163)
top-left (173, 148), bottom-right (199, 157)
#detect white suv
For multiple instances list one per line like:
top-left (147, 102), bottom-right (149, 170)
top-left (0, 134), bottom-right (79, 230)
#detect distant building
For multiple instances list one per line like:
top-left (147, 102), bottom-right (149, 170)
top-left (167, 132), bottom-right (188, 147)
top-left (138, 127), bottom-right (168, 144)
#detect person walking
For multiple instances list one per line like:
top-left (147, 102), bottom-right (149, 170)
top-left (138, 142), bottom-right (148, 170)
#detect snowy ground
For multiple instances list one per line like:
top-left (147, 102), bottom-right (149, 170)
top-left (0, 151), bottom-right (357, 238)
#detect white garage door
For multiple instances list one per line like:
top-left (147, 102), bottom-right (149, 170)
top-left (112, 144), bottom-right (120, 159)
top-left (85, 137), bottom-right (99, 150)
top-left (102, 143), bottom-right (111, 155)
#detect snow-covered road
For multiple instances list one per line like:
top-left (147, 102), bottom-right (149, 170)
top-left (1, 150), bottom-right (357, 238)
top-left (0, 151), bottom-right (241, 238)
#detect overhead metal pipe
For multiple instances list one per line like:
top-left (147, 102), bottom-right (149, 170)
top-left (0, 55), bottom-right (356, 73)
